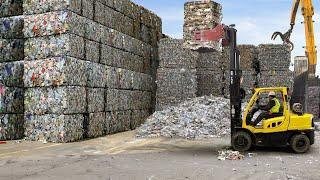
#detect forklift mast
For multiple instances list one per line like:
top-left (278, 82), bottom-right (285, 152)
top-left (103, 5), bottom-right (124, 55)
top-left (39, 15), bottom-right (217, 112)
top-left (194, 25), bottom-right (242, 136)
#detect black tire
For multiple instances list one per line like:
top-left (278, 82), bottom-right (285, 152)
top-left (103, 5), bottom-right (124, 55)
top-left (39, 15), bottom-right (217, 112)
top-left (290, 134), bottom-right (310, 154)
top-left (232, 131), bottom-right (252, 152)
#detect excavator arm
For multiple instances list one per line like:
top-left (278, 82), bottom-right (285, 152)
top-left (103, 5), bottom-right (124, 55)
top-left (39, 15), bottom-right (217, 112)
top-left (272, 0), bottom-right (317, 76)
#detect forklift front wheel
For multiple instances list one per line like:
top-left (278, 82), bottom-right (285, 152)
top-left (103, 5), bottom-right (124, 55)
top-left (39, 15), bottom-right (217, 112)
top-left (231, 131), bottom-right (252, 152)
top-left (290, 134), bottom-right (310, 154)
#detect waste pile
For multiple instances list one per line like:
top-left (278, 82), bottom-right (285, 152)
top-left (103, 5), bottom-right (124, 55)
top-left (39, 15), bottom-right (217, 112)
top-left (218, 150), bottom-right (245, 160)
top-left (183, 0), bottom-right (222, 51)
top-left (156, 39), bottom-right (198, 111)
top-left (0, 1), bottom-right (25, 140)
top-left (137, 96), bottom-right (230, 139)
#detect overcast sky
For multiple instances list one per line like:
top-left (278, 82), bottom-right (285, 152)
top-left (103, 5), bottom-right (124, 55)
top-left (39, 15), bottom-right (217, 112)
top-left (132, 0), bottom-right (320, 75)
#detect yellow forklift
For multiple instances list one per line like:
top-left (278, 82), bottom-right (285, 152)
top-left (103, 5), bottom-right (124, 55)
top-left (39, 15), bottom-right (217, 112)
top-left (195, 24), bottom-right (315, 154)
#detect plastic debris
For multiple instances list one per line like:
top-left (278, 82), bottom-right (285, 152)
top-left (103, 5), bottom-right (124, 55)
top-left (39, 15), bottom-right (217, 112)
top-left (137, 96), bottom-right (230, 139)
top-left (218, 150), bottom-right (245, 160)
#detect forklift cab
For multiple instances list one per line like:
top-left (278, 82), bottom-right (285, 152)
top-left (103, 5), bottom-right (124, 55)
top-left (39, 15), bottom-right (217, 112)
top-left (232, 87), bottom-right (315, 153)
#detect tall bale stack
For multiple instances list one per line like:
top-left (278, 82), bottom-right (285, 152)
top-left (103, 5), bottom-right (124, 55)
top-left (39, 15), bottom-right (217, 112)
top-left (156, 39), bottom-right (198, 110)
top-left (307, 86), bottom-right (320, 120)
top-left (258, 44), bottom-right (293, 90)
top-left (0, 1), bottom-right (25, 140)
top-left (183, 0), bottom-right (222, 51)
top-left (22, 0), bottom-right (161, 142)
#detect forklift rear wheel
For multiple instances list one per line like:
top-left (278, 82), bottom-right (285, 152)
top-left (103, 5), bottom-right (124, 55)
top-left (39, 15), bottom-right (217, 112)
top-left (232, 131), bottom-right (252, 152)
top-left (290, 134), bottom-right (310, 154)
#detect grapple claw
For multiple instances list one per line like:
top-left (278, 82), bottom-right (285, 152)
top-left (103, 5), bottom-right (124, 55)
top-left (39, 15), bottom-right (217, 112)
top-left (271, 32), bottom-right (284, 41)
top-left (271, 27), bottom-right (294, 51)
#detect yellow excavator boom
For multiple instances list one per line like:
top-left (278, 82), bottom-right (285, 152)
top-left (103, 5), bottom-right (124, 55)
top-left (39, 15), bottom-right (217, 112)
top-left (272, 0), bottom-right (317, 76)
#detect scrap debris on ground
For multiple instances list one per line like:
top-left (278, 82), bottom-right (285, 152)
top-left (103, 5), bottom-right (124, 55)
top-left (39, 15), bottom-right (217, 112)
top-left (218, 150), bottom-right (245, 161)
top-left (136, 96), bottom-right (230, 140)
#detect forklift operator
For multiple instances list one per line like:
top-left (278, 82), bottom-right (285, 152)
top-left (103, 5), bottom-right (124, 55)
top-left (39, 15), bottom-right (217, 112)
top-left (249, 91), bottom-right (281, 126)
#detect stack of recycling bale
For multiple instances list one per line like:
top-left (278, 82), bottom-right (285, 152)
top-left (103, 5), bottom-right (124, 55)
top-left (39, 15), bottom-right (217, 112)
top-left (196, 51), bottom-right (223, 96)
top-left (220, 45), bottom-right (259, 98)
top-left (0, 1), bottom-right (25, 140)
top-left (183, 0), bottom-right (222, 51)
top-left (258, 44), bottom-right (293, 90)
top-left (307, 79), bottom-right (320, 120)
top-left (22, 0), bottom-right (161, 142)
top-left (156, 39), bottom-right (198, 110)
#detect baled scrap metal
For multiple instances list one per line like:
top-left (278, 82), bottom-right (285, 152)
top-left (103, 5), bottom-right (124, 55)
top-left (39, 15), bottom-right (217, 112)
top-left (0, 85), bottom-right (24, 114)
top-left (117, 90), bottom-right (132, 110)
top-left (238, 45), bottom-right (259, 71)
top-left (85, 40), bottom-right (100, 63)
top-left (85, 112), bottom-right (106, 138)
top-left (141, 24), bottom-right (151, 45)
top-left (24, 114), bottom-right (84, 143)
top-left (96, 0), bottom-right (113, 8)
top-left (156, 68), bottom-right (197, 99)
top-left (131, 109), bottom-right (149, 129)
top-left (0, 61), bottom-right (24, 87)
top-left (137, 96), bottom-right (230, 139)
top-left (24, 34), bottom-right (85, 60)
top-left (183, 0), bottom-right (222, 51)
top-left (241, 70), bottom-right (257, 89)
top-left (258, 70), bottom-right (293, 88)
top-left (307, 86), bottom-right (320, 119)
top-left (106, 111), bottom-right (119, 134)
top-left (86, 62), bottom-right (106, 88)
top-left (0, 16), bottom-right (24, 39)
top-left (131, 90), bottom-right (143, 109)
top-left (87, 88), bottom-right (105, 113)
top-left (23, 0), bottom-right (82, 15)
top-left (85, 19), bottom-right (102, 42)
top-left (0, 0), bottom-right (23, 17)
top-left (0, 38), bottom-right (24, 62)
top-left (82, 0), bottom-right (94, 20)
top-left (197, 51), bottom-right (222, 70)
top-left (158, 38), bottom-right (198, 69)
top-left (258, 44), bottom-right (291, 71)
top-left (24, 57), bottom-right (87, 87)
top-left (105, 88), bottom-right (119, 111)
top-left (106, 66), bottom-right (119, 89)
top-left (23, 11), bottom-right (85, 38)
top-left (117, 68), bottom-right (133, 89)
top-left (24, 86), bottom-right (86, 115)
top-left (0, 114), bottom-right (24, 140)
top-left (196, 69), bottom-right (223, 96)
top-left (94, 1), bottom-right (105, 25)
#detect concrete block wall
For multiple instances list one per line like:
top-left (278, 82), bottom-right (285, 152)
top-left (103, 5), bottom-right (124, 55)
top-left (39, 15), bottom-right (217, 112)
top-left (0, 0), bottom-right (161, 142)
top-left (0, 1), bottom-right (25, 140)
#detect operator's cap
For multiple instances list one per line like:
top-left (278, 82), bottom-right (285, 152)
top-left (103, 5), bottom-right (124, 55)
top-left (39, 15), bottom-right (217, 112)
top-left (268, 91), bottom-right (276, 97)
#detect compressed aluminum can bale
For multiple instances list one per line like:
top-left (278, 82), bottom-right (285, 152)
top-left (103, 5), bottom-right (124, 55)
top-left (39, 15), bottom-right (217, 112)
top-left (307, 86), bottom-right (320, 120)
top-left (87, 88), bottom-right (105, 113)
top-left (0, 114), bottom-right (24, 140)
top-left (96, 0), bottom-right (113, 7)
top-left (94, 1), bottom-right (106, 25)
top-left (82, 0), bottom-right (94, 19)
top-left (127, 54), bottom-right (144, 73)
top-left (85, 40), bottom-right (100, 63)
top-left (117, 89), bottom-right (132, 110)
top-left (0, 85), bottom-right (24, 113)
top-left (113, 0), bottom-right (130, 15)
top-left (131, 72), bottom-right (143, 90)
top-left (0, 0), bottom-right (23, 17)
top-left (133, 19), bottom-right (141, 40)
top-left (24, 86), bottom-right (86, 115)
top-left (159, 38), bottom-right (198, 69)
top-left (141, 24), bottom-right (151, 44)
top-left (140, 6), bottom-right (153, 28)
top-left (156, 68), bottom-right (197, 100)
top-left (196, 69), bottom-right (223, 96)
top-left (118, 110), bottom-right (132, 131)
top-left (104, 5), bottom-right (117, 29)
top-left (241, 70), bottom-right (257, 88)
top-left (106, 66), bottom-right (119, 88)
top-left (0, 16), bottom-right (24, 39)
top-left (84, 19), bottom-right (102, 42)
top-left (24, 57), bottom-right (87, 87)
top-left (23, 0), bottom-right (82, 15)
top-left (0, 61), bottom-right (24, 87)
top-left (258, 44), bottom-right (291, 71)
top-left (106, 111), bottom-right (119, 134)
top-left (86, 62), bottom-right (106, 88)
top-left (131, 90), bottom-right (143, 109)
top-left (23, 11), bottom-right (85, 38)
top-left (121, 14), bottom-right (134, 37)
top-left (85, 112), bottom-right (106, 138)
top-left (105, 88), bottom-right (118, 111)
top-left (258, 70), bottom-right (293, 88)
top-left (131, 109), bottom-right (149, 129)
top-left (197, 51), bottom-right (222, 70)
top-left (141, 91), bottom-right (152, 109)
top-left (24, 114), bottom-right (84, 142)
top-left (183, 0), bottom-right (222, 51)
top-left (117, 68), bottom-right (133, 89)
top-left (24, 34), bottom-right (85, 61)
top-left (238, 45), bottom-right (259, 71)
top-left (0, 38), bottom-right (24, 62)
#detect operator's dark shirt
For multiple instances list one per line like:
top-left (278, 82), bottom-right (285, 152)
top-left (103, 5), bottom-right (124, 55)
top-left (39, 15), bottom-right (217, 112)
top-left (259, 99), bottom-right (276, 112)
